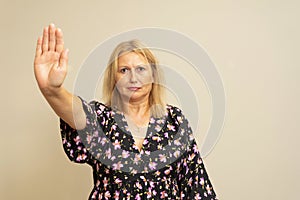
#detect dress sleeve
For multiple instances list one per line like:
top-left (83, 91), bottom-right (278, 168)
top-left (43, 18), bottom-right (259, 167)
top-left (60, 97), bottom-right (102, 164)
top-left (173, 107), bottom-right (218, 199)
top-left (178, 140), bottom-right (218, 199)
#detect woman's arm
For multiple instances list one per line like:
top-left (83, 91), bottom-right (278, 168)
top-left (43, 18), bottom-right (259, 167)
top-left (34, 24), bottom-right (86, 130)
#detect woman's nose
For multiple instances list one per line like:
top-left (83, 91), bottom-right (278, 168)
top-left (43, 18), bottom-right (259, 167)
top-left (129, 69), bottom-right (137, 83)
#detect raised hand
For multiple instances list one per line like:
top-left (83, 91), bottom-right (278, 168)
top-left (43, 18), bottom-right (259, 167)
top-left (34, 24), bottom-right (69, 95)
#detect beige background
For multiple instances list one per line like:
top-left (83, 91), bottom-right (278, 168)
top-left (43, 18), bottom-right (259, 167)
top-left (1, 0), bottom-right (299, 199)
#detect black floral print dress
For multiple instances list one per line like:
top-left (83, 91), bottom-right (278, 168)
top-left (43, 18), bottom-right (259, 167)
top-left (60, 98), bottom-right (218, 200)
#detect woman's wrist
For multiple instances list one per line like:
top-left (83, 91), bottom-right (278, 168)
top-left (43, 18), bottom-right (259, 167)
top-left (40, 85), bottom-right (66, 98)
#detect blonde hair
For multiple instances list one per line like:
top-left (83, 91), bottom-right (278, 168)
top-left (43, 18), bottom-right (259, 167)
top-left (102, 39), bottom-right (166, 117)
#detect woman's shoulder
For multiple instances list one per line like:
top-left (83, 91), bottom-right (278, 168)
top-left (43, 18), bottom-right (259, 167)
top-left (78, 97), bottom-right (113, 116)
top-left (166, 104), bottom-right (184, 116)
top-left (165, 104), bottom-right (189, 125)
top-left (88, 99), bottom-right (111, 110)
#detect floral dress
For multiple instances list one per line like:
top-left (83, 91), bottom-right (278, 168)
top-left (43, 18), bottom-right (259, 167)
top-left (60, 97), bottom-right (218, 200)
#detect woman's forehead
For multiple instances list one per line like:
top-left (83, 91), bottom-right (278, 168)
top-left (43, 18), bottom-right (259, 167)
top-left (118, 52), bottom-right (148, 66)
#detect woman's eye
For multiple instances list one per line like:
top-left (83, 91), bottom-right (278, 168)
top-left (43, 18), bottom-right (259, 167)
top-left (120, 68), bottom-right (128, 73)
top-left (136, 66), bottom-right (146, 72)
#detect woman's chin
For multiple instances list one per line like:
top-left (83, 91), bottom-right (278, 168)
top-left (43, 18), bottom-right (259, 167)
top-left (126, 93), bottom-right (149, 103)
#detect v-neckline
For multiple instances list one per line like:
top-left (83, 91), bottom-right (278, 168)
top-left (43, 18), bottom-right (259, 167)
top-left (111, 106), bottom-right (169, 153)
top-left (122, 112), bottom-right (151, 153)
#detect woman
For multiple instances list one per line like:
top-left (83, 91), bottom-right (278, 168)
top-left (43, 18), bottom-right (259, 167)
top-left (34, 24), bottom-right (218, 200)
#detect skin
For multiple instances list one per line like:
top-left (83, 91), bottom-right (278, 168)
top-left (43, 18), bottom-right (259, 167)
top-left (116, 52), bottom-right (153, 121)
top-left (34, 24), bottom-right (86, 130)
top-left (116, 52), bottom-right (154, 150)
top-left (34, 24), bottom-right (153, 150)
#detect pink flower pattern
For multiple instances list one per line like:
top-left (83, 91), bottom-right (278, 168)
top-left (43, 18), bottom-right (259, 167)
top-left (60, 98), bottom-right (217, 199)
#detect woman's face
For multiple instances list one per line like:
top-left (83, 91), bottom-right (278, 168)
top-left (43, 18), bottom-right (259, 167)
top-left (115, 52), bottom-right (153, 103)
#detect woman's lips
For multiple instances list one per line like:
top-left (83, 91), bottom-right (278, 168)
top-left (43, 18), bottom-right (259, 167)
top-left (127, 87), bottom-right (141, 91)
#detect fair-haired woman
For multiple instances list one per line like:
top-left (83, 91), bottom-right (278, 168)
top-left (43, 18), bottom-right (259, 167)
top-left (34, 24), bottom-right (217, 200)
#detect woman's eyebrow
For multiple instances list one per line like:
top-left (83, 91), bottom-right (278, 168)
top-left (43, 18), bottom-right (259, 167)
top-left (135, 64), bottom-right (148, 67)
top-left (118, 65), bottom-right (129, 68)
top-left (118, 63), bottom-right (148, 68)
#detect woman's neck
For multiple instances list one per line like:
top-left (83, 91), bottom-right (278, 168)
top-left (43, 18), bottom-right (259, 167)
top-left (123, 99), bottom-right (150, 117)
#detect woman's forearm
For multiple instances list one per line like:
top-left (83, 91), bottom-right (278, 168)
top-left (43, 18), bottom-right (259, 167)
top-left (42, 87), bottom-right (86, 130)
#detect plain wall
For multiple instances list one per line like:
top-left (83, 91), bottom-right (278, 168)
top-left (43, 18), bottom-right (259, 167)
top-left (1, 0), bottom-right (299, 199)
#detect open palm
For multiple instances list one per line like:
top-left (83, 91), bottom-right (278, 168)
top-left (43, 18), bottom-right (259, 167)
top-left (34, 24), bottom-right (68, 93)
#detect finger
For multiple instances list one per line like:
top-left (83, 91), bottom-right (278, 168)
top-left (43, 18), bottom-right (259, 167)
top-left (59, 49), bottom-right (69, 69)
top-left (48, 23), bottom-right (56, 51)
top-left (42, 26), bottom-right (49, 53)
top-left (55, 28), bottom-right (64, 53)
top-left (35, 36), bottom-right (42, 58)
